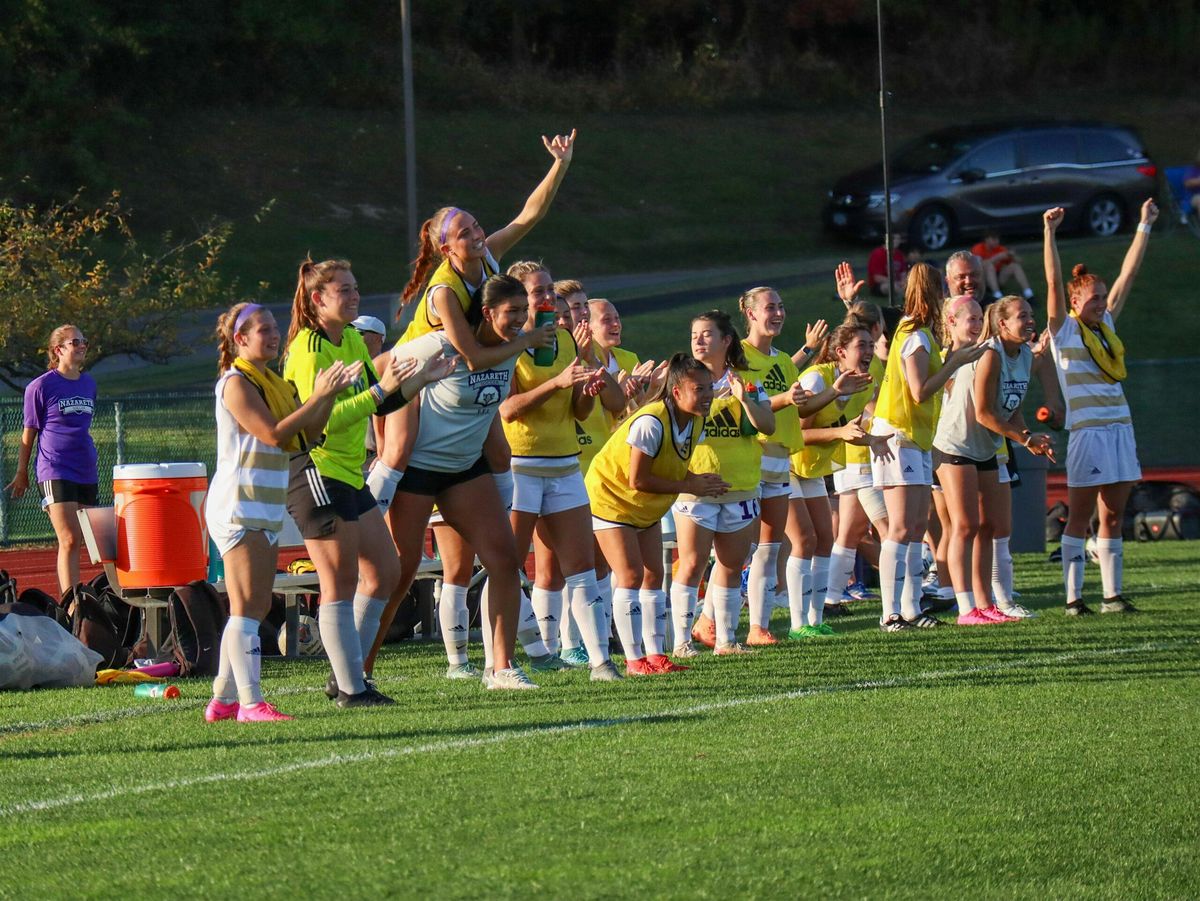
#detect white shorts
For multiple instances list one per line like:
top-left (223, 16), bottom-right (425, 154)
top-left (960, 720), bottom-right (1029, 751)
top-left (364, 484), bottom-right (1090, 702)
top-left (512, 469), bottom-right (589, 516)
top-left (1066, 423), bottom-right (1141, 488)
top-left (871, 435), bottom-right (933, 487)
top-left (833, 463), bottom-right (873, 494)
top-left (760, 479), bottom-right (793, 500)
top-left (789, 475), bottom-right (828, 499)
top-left (673, 497), bottom-right (760, 533)
top-left (208, 521), bottom-right (280, 558)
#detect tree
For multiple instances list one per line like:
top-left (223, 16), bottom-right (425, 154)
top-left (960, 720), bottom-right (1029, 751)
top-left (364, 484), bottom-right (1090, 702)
top-left (0, 192), bottom-right (234, 391)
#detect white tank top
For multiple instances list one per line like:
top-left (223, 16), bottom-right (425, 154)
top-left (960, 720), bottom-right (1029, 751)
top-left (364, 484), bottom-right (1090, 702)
top-left (934, 337), bottom-right (1032, 460)
top-left (205, 370), bottom-right (290, 533)
top-left (1050, 312), bottom-right (1131, 431)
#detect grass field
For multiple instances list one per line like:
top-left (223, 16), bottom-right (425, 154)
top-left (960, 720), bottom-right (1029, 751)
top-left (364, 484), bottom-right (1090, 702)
top-left (3, 542), bottom-right (1198, 899)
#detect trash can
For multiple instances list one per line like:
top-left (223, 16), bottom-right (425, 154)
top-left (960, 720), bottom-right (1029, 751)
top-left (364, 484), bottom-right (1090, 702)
top-left (113, 463), bottom-right (208, 589)
top-left (1009, 446), bottom-right (1049, 553)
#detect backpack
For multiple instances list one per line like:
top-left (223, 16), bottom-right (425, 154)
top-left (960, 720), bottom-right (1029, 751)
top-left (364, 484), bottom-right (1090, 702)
top-left (1134, 510), bottom-right (1200, 542)
top-left (68, 581), bottom-right (143, 669)
top-left (0, 570), bottom-right (17, 606)
top-left (160, 580), bottom-right (229, 677)
top-left (1045, 500), bottom-right (1068, 543)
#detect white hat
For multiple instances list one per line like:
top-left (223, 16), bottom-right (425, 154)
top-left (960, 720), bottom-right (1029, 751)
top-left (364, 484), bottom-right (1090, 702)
top-left (350, 315), bottom-right (387, 336)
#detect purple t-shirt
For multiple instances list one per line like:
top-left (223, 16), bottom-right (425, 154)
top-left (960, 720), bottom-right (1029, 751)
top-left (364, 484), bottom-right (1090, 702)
top-left (23, 370), bottom-right (98, 484)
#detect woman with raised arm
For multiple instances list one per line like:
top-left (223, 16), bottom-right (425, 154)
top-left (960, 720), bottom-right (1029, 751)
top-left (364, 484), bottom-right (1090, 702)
top-left (6, 325), bottom-right (97, 600)
top-left (1044, 199), bottom-right (1158, 615)
top-left (870, 263), bottom-right (986, 631)
top-left (204, 303), bottom-right (358, 722)
top-left (588, 354), bottom-right (725, 668)
top-left (366, 132), bottom-right (575, 510)
top-left (672, 311), bottom-right (775, 657)
top-left (283, 258), bottom-right (441, 707)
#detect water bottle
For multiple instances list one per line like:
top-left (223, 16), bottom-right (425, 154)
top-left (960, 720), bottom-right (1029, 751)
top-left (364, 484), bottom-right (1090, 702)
top-left (134, 683), bottom-right (180, 699)
top-left (533, 300), bottom-right (557, 366)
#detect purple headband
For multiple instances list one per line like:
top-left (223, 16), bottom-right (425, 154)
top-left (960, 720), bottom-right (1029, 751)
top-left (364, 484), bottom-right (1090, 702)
top-left (234, 303), bottom-right (264, 334)
top-left (439, 207), bottom-right (463, 246)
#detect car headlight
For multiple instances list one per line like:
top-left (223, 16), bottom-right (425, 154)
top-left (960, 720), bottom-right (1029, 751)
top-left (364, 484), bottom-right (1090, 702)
top-left (867, 192), bottom-right (901, 209)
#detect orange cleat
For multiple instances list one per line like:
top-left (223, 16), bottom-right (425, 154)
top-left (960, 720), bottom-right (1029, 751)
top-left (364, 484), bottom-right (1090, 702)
top-left (691, 613), bottom-right (717, 649)
top-left (646, 653), bottom-right (689, 673)
top-left (625, 657), bottom-right (659, 676)
top-left (746, 625), bottom-right (780, 646)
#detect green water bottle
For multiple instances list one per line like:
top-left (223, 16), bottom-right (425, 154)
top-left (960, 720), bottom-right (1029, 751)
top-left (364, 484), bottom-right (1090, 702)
top-left (134, 684), bottom-right (180, 699)
top-left (533, 299), bottom-right (557, 366)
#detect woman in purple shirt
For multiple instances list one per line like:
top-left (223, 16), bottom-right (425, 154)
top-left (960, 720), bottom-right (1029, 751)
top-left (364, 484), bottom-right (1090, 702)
top-left (6, 324), bottom-right (98, 597)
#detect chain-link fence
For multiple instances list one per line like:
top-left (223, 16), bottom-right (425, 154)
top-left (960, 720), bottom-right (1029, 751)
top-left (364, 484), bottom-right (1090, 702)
top-left (0, 391), bottom-right (215, 546)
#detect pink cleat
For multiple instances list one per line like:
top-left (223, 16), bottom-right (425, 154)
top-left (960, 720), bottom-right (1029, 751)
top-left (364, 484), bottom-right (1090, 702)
top-left (980, 606), bottom-right (1019, 623)
top-left (956, 608), bottom-right (999, 626)
top-left (204, 699), bottom-right (239, 722)
top-left (236, 702), bottom-right (294, 722)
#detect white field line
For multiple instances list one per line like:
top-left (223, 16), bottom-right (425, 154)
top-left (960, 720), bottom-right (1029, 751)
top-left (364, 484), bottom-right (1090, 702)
top-left (2, 637), bottom-right (1193, 819)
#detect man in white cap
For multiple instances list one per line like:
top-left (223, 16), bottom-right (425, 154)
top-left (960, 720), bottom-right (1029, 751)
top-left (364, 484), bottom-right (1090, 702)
top-left (350, 315), bottom-right (388, 471)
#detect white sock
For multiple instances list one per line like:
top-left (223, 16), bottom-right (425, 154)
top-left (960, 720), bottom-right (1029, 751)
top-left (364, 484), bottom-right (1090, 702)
top-left (438, 582), bottom-right (469, 665)
top-left (597, 573), bottom-right (614, 639)
top-left (612, 587), bottom-right (644, 660)
top-left (900, 543), bottom-right (924, 620)
top-left (560, 588), bottom-right (581, 651)
top-left (319, 600), bottom-right (365, 695)
top-left (639, 588), bottom-right (668, 656)
top-left (992, 537), bottom-right (1014, 607)
top-left (565, 570), bottom-right (609, 663)
top-left (747, 542), bottom-right (780, 629)
top-left (808, 555), bottom-right (830, 626)
top-left (879, 540), bottom-right (905, 621)
top-left (1095, 537), bottom-right (1124, 599)
top-left (1061, 535), bottom-right (1086, 602)
top-left (710, 584), bottom-right (742, 646)
top-left (212, 623), bottom-right (237, 703)
top-left (955, 591), bottom-right (976, 616)
top-left (531, 586), bottom-right (562, 654)
top-left (670, 582), bottom-right (699, 649)
top-left (517, 584), bottom-right (550, 657)
top-left (481, 577), bottom-right (494, 671)
top-left (353, 593), bottom-right (386, 662)
top-left (785, 556), bottom-right (812, 631)
top-left (365, 463), bottom-right (404, 512)
top-left (825, 544), bottom-right (856, 607)
top-left (222, 615), bottom-right (264, 706)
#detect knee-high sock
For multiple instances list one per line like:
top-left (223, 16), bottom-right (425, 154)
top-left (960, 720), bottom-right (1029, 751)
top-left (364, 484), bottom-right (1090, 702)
top-left (481, 577), bottom-right (494, 671)
top-left (900, 543), bottom-right (925, 620)
top-left (612, 587), bottom-right (643, 660)
top-left (785, 556), bottom-right (812, 631)
top-left (670, 582), bottom-right (699, 649)
top-left (221, 615), bottom-right (264, 706)
top-left (438, 582), bottom-right (469, 665)
top-left (530, 586), bottom-right (562, 654)
top-left (319, 600), bottom-right (365, 695)
top-left (825, 544), bottom-right (856, 607)
top-left (353, 593), bottom-right (386, 663)
top-left (639, 588), bottom-right (668, 656)
top-left (517, 583), bottom-right (551, 657)
top-left (1061, 535), bottom-right (1086, 602)
top-left (1095, 537), bottom-right (1124, 598)
top-left (597, 573), bottom-right (614, 638)
top-left (710, 584), bottom-right (742, 646)
top-left (878, 540), bottom-right (905, 621)
top-left (566, 570), bottom-right (609, 663)
top-left (748, 542), bottom-right (780, 629)
top-left (212, 623), bottom-right (237, 703)
top-left (560, 588), bottom-right (582, 651)
top-left (991, 537), bottom-right (1014, 607)
top-left (808, 555), bottom-right (831, 626)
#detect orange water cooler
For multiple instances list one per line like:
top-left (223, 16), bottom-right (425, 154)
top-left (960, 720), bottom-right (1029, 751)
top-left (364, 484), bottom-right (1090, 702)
top-left (113, 463), bottom-right (208, 589)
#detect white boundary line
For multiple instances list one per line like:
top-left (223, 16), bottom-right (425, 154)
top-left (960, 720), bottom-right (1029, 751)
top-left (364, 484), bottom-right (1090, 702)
top-left (2, 638), bottom-right (1193, 818)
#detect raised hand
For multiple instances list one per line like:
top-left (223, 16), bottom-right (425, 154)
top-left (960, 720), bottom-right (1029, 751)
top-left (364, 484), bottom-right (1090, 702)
top-left (1140, 197), bottom-right (1159, 227)
top-left (553, 358), bottom-right (594, 390)
top-left (380, 355), bottom-right (419, 394)
top-left (835, 262), bottom-right (864, 305)
top-left (583, 367), bottom-right (607, 397)
top-left (1031, 328), bottom-right (1052, 357)
top-left (728, 372), bottom-right (751, 401)
top-left (312, 360), bottom-right (358, 400)
top-left (788, 380), bottom-right (813, 406)
top-left (832, 369), bottom-right (872, 395)
top-left (1043, 207), bottom-right (1065, 233)
top-left (571, 319), bottom-right (592, 358)
top-left (805, 319), bottom-right (829, 349)
top-left (543, 128), bottom-right (577, 164)
top-left (945, 343), bottom-right (988, 370)
top-left (420, 349), bottom-right (459, 384)
top-left (526, 320), bottom-right (556, 349)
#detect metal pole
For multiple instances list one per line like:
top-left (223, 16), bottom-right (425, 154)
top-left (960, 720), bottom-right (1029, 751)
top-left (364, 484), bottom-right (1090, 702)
top-left (0, 406), bottom-right (8, 545)
top-left (876, 0), bottom-right (896, 308)
top-left (395, 0), bottom-right (418, 329)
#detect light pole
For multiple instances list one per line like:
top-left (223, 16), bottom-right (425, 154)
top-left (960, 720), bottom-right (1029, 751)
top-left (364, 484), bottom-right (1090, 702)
top-left (876, 0), bottom-right (897, 308)
top-left (395, 0), bottom-right (418, 327)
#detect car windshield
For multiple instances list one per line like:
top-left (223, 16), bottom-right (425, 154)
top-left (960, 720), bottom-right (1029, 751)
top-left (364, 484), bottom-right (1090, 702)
top-left (892, 133), bottom-right (976, 175)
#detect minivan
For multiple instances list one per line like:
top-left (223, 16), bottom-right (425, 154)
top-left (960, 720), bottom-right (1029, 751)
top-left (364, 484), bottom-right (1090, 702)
top-left (823, 122), bottom-right (1157, 251)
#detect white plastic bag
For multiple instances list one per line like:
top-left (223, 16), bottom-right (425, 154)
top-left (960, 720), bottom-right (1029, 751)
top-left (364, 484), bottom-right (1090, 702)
top-left (0, 610), bottom-right (102, 689)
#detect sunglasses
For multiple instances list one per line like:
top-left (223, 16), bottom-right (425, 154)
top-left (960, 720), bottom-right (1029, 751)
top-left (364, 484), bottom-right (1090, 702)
top-left (60, 338), bottom-right (89, 348)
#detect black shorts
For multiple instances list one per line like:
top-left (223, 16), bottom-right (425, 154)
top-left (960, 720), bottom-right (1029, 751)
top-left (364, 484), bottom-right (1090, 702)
top-left (39, 479), bottom-right (98, 507)
top-left (286, 455), bottom-right (377, 539)
top-left (938, 453), bottom-right (999, 471)
top-left (398, 456), bottom-right (491, 497)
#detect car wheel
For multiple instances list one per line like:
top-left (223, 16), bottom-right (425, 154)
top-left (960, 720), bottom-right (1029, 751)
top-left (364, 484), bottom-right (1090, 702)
top-left (908, 205), bottom-right (953, 252)
top-left (1083, 195), bottom-right (1125, 237)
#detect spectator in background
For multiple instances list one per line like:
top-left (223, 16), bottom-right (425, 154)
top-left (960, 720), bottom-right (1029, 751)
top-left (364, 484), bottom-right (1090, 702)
top-left (1185, 150), bottom-right (1200, 218)
top-left (971, 231), bottom-right (1036, 303)
top-left (6, 325), bottom-right (98, 598)
top-left (352, 315), bottom-right (388, 470)
top-left (867, 233), bottom-right (908, 299)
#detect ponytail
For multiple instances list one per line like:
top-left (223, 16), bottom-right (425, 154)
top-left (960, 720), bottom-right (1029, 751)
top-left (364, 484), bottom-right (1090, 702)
top-left (45, 324), bottom-right (79, 370)
top-left (285, 257), bottom-right (352, 354)
top-left (400, 206), bottom-right (461, 312)
top-left (215, 302), bottom-right (259, 373)
top-left (816, 324), bottom-right (870, 365)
